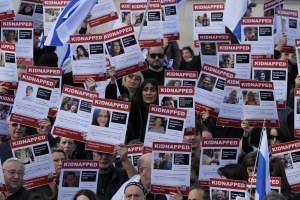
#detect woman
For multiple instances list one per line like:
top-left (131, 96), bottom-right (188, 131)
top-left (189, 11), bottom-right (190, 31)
top-left (256, 71), bottom-right (267, 81)
top-left (73, 189), bottom-right (98, 200)
top-left (92, 109), bottom-right (110, 127)
top-left (245, 91), bottom-right (258, 105)
top-left (74, 45), bottom-right (89, 60)
top-left (122, 72), bottom-right (144, 100)
top-left (18, 4), bottom-right (34, 16)
top-left (109, 41), bottom-right (124, 57)
top-left (267, 125), bottom-right (291, 146)
top-left (127, 79), bottom-right (159, 143)
top-left (154, 159), bottom-right (161, 169)
top-left (179, 46), bottom-right (200, 72)
top-left (56, 137), bottom-right (76, 160)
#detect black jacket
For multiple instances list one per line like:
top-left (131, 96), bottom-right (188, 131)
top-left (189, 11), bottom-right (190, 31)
top-left (96, 166), bottom-right (129, 200)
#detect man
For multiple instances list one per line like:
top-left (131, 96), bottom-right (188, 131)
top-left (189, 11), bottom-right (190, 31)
top-left (216, 190), bottom-right (226, 200)
top-left (202, 43), bottom-right (216, 55)
top-left (112, 153), bottom-right (168, 200)
top-left (220, 54), bottom-right (233, 68)
top-left (1, 158), bottom-right (32, 199)
top-left (224, 90), bottom-right (238, 104)
top-left (198, 75), bottom-right (213, 91)
top-left (161, 97), bottom-right (175, 108)
top-left (143, 47), bottom-right (165, 85)
top-left (149, 117), bottom-right (165, 134)
top-left (93, 151), bottom-right (129, 200)
top-left (188, 186), bottom-right (206, 200)
top-left (0, 115), bottom-right (52, 164)
top-left (160, 153), bottom-right (172, 170)
top-left (124, 182), bottom-right (147, 200)
top-left (0, 116), bottom-right (26, 164)
top-left (244, 27), bottom-right (257, 41)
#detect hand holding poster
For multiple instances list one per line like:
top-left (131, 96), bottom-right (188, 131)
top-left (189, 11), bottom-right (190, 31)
top-left (210, 178), bottom-right (248, 200)
top-left (217, 78), bottom-right (244, 128)
top-left (164, 70), bottom-right (198, 87)
top-left (247, 176), bottom-right (281, 195)
top-left (239, 80), bottom-right (279, 127)
top-left (294, 89), bottom-right (300, 138)
top-left (241, 17), bottom-right (274, 58)
top-left (161, 0), bottom-right (179, 41)
top-left (151, 142), bottom-right (191, 195)
top-left (10, 73), bottom-right (55, 128)
top-left (270, 140), bottom-right (300, 192)
top-left (69, 34), bottom-right (106, 83)
top-left (217, 44), bottom-right (251, 79)
top-left (52, 85), bottom-right (99, 142)
top-left (144, 104), bottom-right (187, 152)
top-left (252, 59), bottom-right (288, 109)
top-left (15, 0), bottom-right (44, 36)
top-left (43, 0), bottom-right (70, 38)
top-left (11, 134), bottom-right (56, 189)
top-left (58, 160), bottom-right (99, 200)
top-left (199, 34), bottom-right (231, 67)
top-left (193, 3), bottom-right (225, 47)
top-left (88, 0), bottom-right (118, 27)
top-left (198, 138), bottom-right (240, 189)
top-left (0, 42), bottom-right (17, 84)
top-left (264, 0), bottom-right (285, 28)
top-left (0, 0), bottom-right (15, 20)
top-left (86, 98), bottom-right (131, 154)
top-left (275, 9), bottom-right (298, 47)
top-left (195, 64), bottom-right (235, 117)
top-left (158, 86), bottom-right (195, 136)
top-left (26, 66), bottom-right (62, 116)
top-left (131, 2), bottom-right (163, 47)
top-left (127, 144), bottom-right (144, 169)
top-left (104, 25), bottom-right (147, 79)
top-left (1, 20), bottom-right (34, 65)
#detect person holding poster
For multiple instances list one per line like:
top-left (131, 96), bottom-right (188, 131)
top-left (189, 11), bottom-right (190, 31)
top-left (1, 158), bottom-right (32, 199)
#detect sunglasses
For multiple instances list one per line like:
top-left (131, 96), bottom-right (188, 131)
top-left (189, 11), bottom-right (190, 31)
top-left (149, 53), bottom-right (164, 59)
top-left (10, 123), bottom-right (26, 128)
top-left (269, 135), bottom-right (282, 141)
top-left (127, 74), bottom-right (141, 80)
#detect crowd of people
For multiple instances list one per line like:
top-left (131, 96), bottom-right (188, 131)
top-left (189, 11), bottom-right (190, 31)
top-left (0, 1), bottom-right (300, 200)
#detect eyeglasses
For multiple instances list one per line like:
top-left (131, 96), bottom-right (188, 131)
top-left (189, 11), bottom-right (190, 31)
top-left (149, 53), bottom-right (164, 59)
top-left (9, 123), bottom-right (26, 128)
top-left (127, 74), bottom-right (141, 81)
top-left (3, 169), bottom-right (24, 177)
top-left (269, 135), bottom-right (282, 141)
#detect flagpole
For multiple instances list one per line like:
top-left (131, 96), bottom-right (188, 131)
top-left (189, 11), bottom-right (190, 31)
top-left (137, 0), bottom-right (151, 41)
top-left (250, 119), bottom-right (266, 189)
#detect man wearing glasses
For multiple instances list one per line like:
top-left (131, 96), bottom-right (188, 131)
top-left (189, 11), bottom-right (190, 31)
top-left (0, 115), bottom-right (52, 164)
top-left (0, 158), bottom-right (32, 199)
top-left (0, 116), bottom-right (26, 164)
top-left (143, 47), bottom-right (166, 85)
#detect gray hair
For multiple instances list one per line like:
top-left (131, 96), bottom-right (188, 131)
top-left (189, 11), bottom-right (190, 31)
top-left (3, 158), bottom-right (25, 172)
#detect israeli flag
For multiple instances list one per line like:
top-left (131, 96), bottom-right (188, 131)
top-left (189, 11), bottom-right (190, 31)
top-left (223, 0), bottom-right (251, 42)
top-left (56, 44), bottom-right (72, 74)
top-left (45, 0), bottom-right (97, 46)
top-left (255, 127), bottom-right (271, 200)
